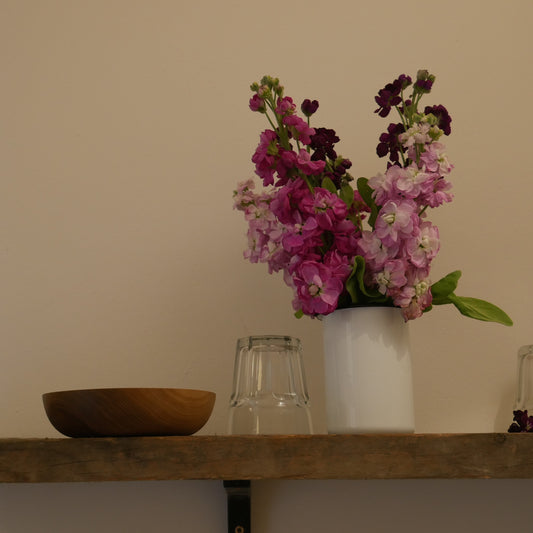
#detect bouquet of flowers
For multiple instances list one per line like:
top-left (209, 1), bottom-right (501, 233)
top-left (233, 71), bottom-right (512, 325)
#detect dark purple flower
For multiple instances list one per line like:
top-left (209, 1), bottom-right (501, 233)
top-left (508, 410), bottom-right (533, 432)
top-left (376, 122), bottom-right (405, 163)
top-left (374, 88), bottom-right (401, 118)
top-left (374, 75), bottom-right (412, 118)
top-left (301, 99), bottom-right (319, 117)
top-left (425, 104), bottom-right (452, 136)
top-left (414, 70), bottom-right (435, 94)
top-left (309, 127), bottom-right (339, 161)
top-left (326, 158), bottom-right (353, 188)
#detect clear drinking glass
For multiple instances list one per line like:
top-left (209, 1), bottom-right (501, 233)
top-left (227, 335), bottom-right (313, 435)
top-left (515, 345), bottom-right (533, 411)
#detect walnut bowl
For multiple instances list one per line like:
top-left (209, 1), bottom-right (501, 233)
top-left (43, 388), bottom-right (216, 437)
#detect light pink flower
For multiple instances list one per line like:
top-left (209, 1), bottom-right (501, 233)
top-left (399, 122), bottom-right (432, 148)
top-left (373, 259), bottom-right (408, 295)
top-left (420, 142), bottom-right (453, 175)
top-left (406, 221), bottom-right (440, 268)
top-left (395, 165), bottom-right (433, 199)
top-left (375, 200), bottom-right (417, 244)
top-left (420, 177), bottom-right (453, 208)
top-left (357, 231), bottom-right (397, 269)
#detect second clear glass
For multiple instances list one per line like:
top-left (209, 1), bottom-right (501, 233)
top-left (228, 335), bottom-right (313, 435)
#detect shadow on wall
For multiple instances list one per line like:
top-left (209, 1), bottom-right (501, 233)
top-left (0, 481), bottom-right (226, 533)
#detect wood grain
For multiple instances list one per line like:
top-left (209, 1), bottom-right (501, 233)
top-left (2, 434), bottom-right (533, 483)
top-left (42, 388), bottom-right (216, 437)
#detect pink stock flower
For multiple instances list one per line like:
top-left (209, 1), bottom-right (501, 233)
top-left (252, 130), bottom-right (278, 185)
top-left (235, 72), bottom-right (464, 321)
top-left (420, 142), bottom-right (453, 175)
top-left (310, 188), bottom-right (348, 230)
top-left (357, 231), bottom-right (393, 268)
top-left (292, 261), bottom-right (344, 315)
top-left (282, 216), bottom-right (322, 255)
top-left (420, 177), bottom-right (453, 208)
top-left (375, 200), bottom-right (417, 244)
top-left (295, 149), bottom-right (326, 175)
top-left (323, 249), bottom-right (352, 280)
top-left (276, 96), bottom-right (296, 116)
top-left (334, 219), bottom-right (361, 255)
top-left (233, 179), bottom-right (257, 209)
top-left (395, 165), bottom-right (434, 199)
top-left (400, 279), bottom-right (433, 321)
top-left (249, 94), bottom-right (265, 112)
top-left (270, 178), bottom-right (314, 225)
top-left (373, 259), bottom-right (408, 295)
top-left (283, 114), bottom-right (315, 145)
top-left (406, 221), bottom-right (440, 268)
top-left (398, 122), bottom-right (432, 148)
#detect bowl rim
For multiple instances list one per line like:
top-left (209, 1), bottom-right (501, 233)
top-left (42, 387), bottom-right (216, 398)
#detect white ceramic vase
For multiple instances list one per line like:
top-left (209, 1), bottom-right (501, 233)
top-left (322, 306), bottom-right (415, 434)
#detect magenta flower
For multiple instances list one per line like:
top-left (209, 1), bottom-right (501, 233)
top-left (334, 219), bottom-right (362, 256)
top-left (283, 114), bottom-right (315, 145)
top-left (270, 178), bottom-right (314, 225)
top-left (282, 216), bottom-right (322, 255)
top-left (233, 73), bottom-right (510, 323)
top-left (249, 94), bottom-right (265, 112)
top-left (293, 261), bottom-right (344, 315)
top-left (295, 149), bottom-right (326, 175)
top-left (252, 130), bottom-right (278, 185)
top-left (310, 188), bottom-right (348, 231)
top-left (275, 96), bottom-right (296, 116)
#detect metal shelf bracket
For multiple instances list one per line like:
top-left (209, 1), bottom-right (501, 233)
top-left (223, 480), bottom-right (251, 533)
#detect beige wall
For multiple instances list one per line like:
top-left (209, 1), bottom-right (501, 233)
top-left (2, 0), bottom-right (533, 531)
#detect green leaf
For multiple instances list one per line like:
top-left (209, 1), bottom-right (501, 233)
top-left (430, 270), bottom-right (462, 304)
top-left (340, 183), bottom-right (354, 208)
top-left (448, 294), bottom-right (513, 326)
top-left (356, 177), bottom-right (379, 228)
top-left (321, 177), bottom-right (337, 194)
top-left (294, 309), bottom-right (304, 319)
top-left (356, 177), bottom-right (372, 204)
top-left (345, 257), bottom-right (363, 304)
top-left (345, 256), bottom-right (387, 304)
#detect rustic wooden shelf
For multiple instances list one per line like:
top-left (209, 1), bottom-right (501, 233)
top-left (1, 433), bottom-right (533, 483)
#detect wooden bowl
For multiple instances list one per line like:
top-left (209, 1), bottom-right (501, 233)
top-left (42, 388), bottom-right (216, 437)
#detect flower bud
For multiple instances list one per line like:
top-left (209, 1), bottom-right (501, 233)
top-left (301, 99), bottom-right (319, 117)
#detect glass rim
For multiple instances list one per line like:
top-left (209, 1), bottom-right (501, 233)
top-left (236, 335), bottom-right (301, 348)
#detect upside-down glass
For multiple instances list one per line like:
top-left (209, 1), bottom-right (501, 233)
top-left (515, 345), bottom-right (533, 411)
top-left (228, 335), bottom-right (313, 434)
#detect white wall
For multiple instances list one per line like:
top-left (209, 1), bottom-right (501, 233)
top-left (2, 0), bottom-right (533, 531)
